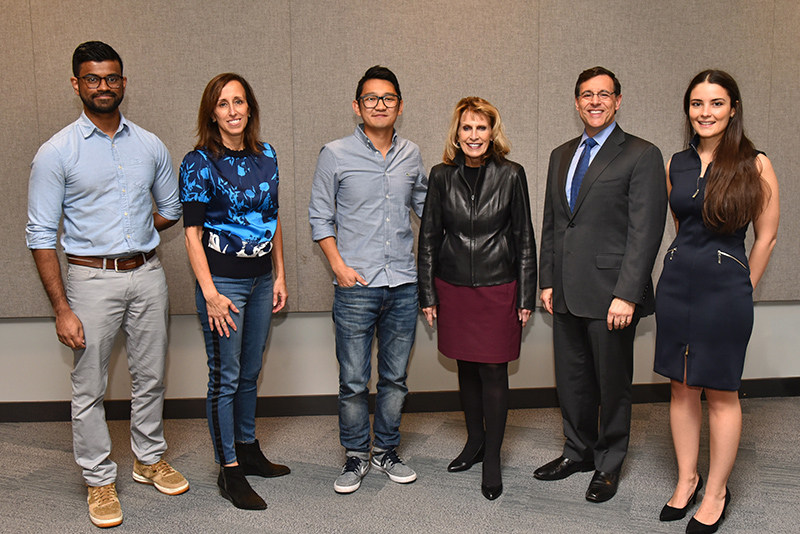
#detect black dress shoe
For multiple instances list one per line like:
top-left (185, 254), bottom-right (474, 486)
top-left (481, 483), bottom-right (503, 500)
top-left (585, 471), bottom-right (619, 503)
top-left (686, 488), bottom-right (730, 534)
top-left (534, 456), bottom-right (594, 481)
top-left (447, 445), bottom-right (485, 472)
top-left (660, 474), bottom-right (703, 521)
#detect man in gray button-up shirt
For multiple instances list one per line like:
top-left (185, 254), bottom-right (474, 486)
top-left (309, 65), bottom-right (427, 494)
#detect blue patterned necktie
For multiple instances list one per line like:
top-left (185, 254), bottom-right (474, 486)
top-left (569, 137), bottom-right (597, 212)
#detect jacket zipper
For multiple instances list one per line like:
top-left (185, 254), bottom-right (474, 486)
top-left (717, 250), bottom-right (748, 270)
top-left (459, 166), bottom-right (478, 286)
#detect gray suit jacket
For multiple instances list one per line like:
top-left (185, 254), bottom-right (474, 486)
top-left (539, 124), bottom-right (667, 319)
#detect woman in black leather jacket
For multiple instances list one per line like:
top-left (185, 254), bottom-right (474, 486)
top-left (418, 97), bottom-right (536, 500)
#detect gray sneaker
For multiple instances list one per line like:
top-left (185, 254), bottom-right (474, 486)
top-left (334, 453), bottom-right (370, 494)
top-left (371, 448), bottom-right (417, 484)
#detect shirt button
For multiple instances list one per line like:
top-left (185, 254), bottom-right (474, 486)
top-left (124, 212), bottom-right (128, 216)
top-left (386, 217), bottom-right (390, 222)
top-left (122, 189), bottom-right (126, 193)
top-left (118, 165), bottom-right (122, 169)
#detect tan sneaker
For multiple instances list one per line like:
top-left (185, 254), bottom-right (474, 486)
top-left (87, 483), bottom-right (123, 528)
top-left (132, 459), bottom-right (189, 495)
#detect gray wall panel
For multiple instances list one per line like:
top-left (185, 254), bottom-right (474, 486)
top-left (758, 0), bottom-right (800, 300)
top-left (0, 1), bottom-right (47, 317)
top-left (4, 0), bottom-right (796, 319)
top-left (18, 0), bottom-right (296, 316)
top-left (537, 0), bottom-right (782, 297)
top-left (291, 0), bottom-right (539, 311)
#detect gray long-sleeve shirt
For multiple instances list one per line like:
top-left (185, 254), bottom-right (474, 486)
top-left (308, 125), bottom-right (427, 287)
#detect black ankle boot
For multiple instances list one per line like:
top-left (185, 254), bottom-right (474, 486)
top-left (235, 440), bottom-right (291, 478)
top-left (218, 465), bottom-right (267, 510)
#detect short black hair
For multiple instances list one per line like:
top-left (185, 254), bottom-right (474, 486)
top-left (355, 65), bottom-right (401, 101)
top-left (72, 41), bottom-right (123, 77)
top-left (574, 66), bottom-right (620, 98)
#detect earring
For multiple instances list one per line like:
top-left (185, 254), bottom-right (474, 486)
top-left (452, 140), bottom-right (460, 148)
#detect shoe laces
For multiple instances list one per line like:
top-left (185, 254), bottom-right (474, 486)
top-left (150, 459), bottom-right (177, 477)
top-left (380, 448), bottom-right (402, 468)
top-left (90, 484), bottom-right (118, 506)
top-left (342, 455), bottom-right (363, 474)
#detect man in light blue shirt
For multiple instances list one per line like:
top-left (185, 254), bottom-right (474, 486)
top-left (309, 65), bottom-right (427, 494)
top-left (26, 41), bottom-right (187, 528)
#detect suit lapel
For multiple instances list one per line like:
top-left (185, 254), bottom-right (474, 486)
top-left (558, 137), bottom-right (581, 215)
top-left (572, 125), bottom-right (625, 216)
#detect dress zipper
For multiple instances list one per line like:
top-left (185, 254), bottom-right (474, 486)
top-left (717, 250), bottom-right (748, 270)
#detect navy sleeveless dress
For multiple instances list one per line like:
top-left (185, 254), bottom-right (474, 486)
top-left (653, 141), bottom-right (754, 391)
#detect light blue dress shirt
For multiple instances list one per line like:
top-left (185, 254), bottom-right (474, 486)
top-left (308, 125), bottom-right (428, 287)
top-left (565, 121), bottom-right (617, 205)
top-left (26, 112), bottom-right (181, 256)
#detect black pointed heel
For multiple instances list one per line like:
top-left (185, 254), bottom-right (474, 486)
top-left (481, 483), bottom-right (502, 500)
top-left (660, 473), bottom-right (703, 521)
top-left (447, 444), bottom-right (485, 472)
top-left (686, 487), bottom-right (730, 534)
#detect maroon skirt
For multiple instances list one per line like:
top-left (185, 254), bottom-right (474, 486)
top-left (435, 277), bottom-right (521, 363)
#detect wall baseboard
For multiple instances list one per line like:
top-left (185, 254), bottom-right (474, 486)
top-left (3, 377), bottom-right (799, 423)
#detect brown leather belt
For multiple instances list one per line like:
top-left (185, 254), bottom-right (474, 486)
top-left (67, 250), bottom-right (156, 271)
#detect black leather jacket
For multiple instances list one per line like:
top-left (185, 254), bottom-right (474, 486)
top-left (418, 152), bottom-right (537, 309)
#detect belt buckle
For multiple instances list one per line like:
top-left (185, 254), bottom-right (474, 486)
top-left (113, 257), bottom-right (122, 272)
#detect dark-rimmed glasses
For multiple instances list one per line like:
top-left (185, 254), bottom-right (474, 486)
top-left (78, 75), bottom-right (123, 89)
top-left (359, 94), bottom-right (400, 109)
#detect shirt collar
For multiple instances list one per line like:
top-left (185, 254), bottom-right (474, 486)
top-left (355, 124), bottom-right (397, 151)
top-left (77, 111), bottom-right (129, 139)
top-left (581, 120), bottom-right (616, 148)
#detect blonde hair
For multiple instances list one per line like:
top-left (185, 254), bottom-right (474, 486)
top-left (443, 97), bottom-right (511, 165)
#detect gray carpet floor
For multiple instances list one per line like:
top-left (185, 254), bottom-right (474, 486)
top-left (2, 397), bottom-right (799, 533)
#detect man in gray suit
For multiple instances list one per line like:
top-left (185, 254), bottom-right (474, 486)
top-left (536, 66), bottom-right (667, 502)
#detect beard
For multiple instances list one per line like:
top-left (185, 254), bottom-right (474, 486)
top-left (80, 90), bottom-right (124, 114)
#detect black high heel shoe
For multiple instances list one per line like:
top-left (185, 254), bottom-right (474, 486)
top-left (660, 473), bottom-right (704, 521)
top-left (447, 444), bottom-right (485, 472)
top-left (686, 488), bottom-right (731, 534)
top-left (481, 482), bottom-right (502, 500)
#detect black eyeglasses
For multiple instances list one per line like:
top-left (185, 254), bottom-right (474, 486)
top-left (359, 94), bottom-right (400, 109)
top-left (78, 74), bottom-right (123, 89)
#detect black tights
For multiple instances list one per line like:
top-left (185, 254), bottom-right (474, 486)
top-left (455, 360), bottom-right (509, 487)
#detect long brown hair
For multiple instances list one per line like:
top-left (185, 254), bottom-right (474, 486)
top-left (684, 70), bottom-right (766, 234)
top-left (442, 97), bottom-right (511, 165)
top-left (195, 73), bottom-right (262, 156)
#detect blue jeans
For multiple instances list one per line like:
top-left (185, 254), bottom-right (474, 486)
top-left (333, 283), bottom-right (418, 452)
top-left (196, 273), bottom-right (274, 465)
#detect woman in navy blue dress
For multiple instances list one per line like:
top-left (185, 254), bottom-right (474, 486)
top-left (654, 71), bottom-right (779, 533)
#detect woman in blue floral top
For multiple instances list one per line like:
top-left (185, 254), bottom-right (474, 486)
top-left (180, 73), bottom-right (289, 510)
